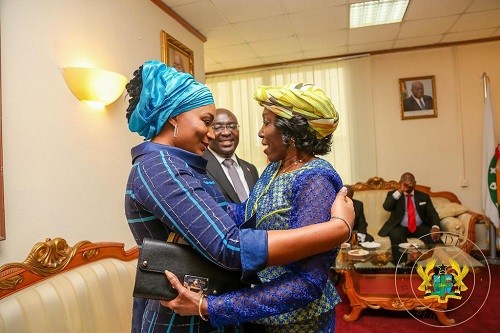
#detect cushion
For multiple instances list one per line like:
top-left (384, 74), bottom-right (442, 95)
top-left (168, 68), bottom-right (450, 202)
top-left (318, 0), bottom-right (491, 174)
top-left (434, 202), bottom-right (468, 219)
top-left (440, 216), bottom-right (465, 236)
top-left (0, 258), bottom-right (137, 333)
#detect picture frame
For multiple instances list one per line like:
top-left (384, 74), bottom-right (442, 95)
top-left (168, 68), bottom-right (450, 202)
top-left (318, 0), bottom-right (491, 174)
top-left (399, 75), bottom-right (437, 120)
top-left (0, 35), bottom-right (5, 240)
top-left (161, 31), bottom-right (194, 76)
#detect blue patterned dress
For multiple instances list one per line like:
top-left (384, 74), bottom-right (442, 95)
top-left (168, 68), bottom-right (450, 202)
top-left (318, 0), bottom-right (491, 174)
top-left (125, 142), bottom-right (268, 333)
top-left (208, 159), bottom-right (343, 332)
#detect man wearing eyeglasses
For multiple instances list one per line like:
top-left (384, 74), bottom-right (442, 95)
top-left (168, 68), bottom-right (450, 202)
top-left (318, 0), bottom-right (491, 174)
top-left (204, 108), bottom-right (259, 203)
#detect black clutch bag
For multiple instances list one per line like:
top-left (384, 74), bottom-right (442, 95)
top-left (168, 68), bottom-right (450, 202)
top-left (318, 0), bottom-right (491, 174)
top-left (133, 238), bottom-right (247, 301)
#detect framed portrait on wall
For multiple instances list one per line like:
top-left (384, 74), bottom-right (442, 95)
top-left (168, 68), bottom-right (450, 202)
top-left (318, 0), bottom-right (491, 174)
top-left (399, 75), bottom-right (437, 120)
top-left (161, 31), bottom-right (194, 76)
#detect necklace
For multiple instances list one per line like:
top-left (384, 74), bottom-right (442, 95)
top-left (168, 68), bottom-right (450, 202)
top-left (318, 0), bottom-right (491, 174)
top-left (279, 155), bottom-right (310, 173)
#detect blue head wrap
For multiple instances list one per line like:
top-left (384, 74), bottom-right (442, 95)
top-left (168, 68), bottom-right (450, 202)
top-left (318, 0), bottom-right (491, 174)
top-left (128, 60), bottom-right (214, 140)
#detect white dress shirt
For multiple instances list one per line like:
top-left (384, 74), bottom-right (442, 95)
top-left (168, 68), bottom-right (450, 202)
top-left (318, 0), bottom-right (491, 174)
top-left (208, 148), bottom-right (250, 195)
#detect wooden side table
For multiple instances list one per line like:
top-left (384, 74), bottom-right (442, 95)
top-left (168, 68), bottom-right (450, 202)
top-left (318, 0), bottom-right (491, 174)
top-left (340, 268), bottom-right (452, 325)
top-left (334, 245), bottom-right (483, 326)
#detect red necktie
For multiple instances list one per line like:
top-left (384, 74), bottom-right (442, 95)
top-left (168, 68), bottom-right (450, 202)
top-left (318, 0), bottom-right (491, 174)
top-left (407, 194), bottom-right (416, 233)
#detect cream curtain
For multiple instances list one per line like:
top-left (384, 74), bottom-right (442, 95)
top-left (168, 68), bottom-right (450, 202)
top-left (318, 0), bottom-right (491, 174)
top-left (205, 55), bottom-right (377, 185)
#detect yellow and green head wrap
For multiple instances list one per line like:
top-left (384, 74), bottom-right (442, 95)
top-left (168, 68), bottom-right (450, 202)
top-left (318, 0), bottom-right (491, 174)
top-left (254, 83), bottom-right (339, 138)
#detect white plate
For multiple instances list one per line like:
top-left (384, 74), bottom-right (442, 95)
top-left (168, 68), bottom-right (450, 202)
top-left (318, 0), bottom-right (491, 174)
top-left (399, 242), bottom-right (419, 249)
top-left (348, 249), bottom-right (369, 257)
top-left (360, 242), bottom-right (381, 249)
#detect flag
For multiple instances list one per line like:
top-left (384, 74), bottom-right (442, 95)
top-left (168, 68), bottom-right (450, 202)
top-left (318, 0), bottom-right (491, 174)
top-left (482, 76), bottom-right (500, 229)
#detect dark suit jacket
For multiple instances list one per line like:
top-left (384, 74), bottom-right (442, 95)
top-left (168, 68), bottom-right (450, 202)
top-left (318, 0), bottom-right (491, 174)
top-left (403, 95), bottom-right (434, 111)
top-left (353, 199), bottom-right (374, 242)
top-left (378, 190), bottom-right (440, 237)
top-left (203, 149), bottom-right (259, 203)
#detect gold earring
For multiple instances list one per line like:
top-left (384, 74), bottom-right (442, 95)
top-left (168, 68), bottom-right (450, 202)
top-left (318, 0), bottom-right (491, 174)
top-left (173, 125), bottom-right (178, 138)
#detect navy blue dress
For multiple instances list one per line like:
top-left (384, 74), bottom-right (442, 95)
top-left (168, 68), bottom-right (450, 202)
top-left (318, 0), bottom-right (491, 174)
top-left (125, 142), bottom-right (267, 332)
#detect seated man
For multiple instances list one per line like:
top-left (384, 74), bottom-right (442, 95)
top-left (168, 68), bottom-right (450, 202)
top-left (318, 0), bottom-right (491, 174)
top-left (345, 185), bottom-right (374, 243)
top-left (378, 172), bottom-right (441, 264)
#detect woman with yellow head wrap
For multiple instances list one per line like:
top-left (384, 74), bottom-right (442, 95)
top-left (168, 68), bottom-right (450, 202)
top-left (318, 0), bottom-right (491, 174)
top-left (163, 83), bottom-right (346, 332)
top-left (125, 68), bottom-right (352, 332)
top-left (252, 83), bottom-right (339, 163)
top-left (254, 83), bottom-right (339, 138)
top-left (204, 83), bottom-right (343, 332)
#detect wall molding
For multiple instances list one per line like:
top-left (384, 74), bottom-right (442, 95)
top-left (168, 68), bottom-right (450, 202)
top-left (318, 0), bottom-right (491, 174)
top-left (150, 0), bottom-right (206, 42)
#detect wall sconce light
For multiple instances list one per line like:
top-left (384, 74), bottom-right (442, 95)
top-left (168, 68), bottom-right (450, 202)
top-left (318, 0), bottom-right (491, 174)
top-left (63, 67), bottom-right (127, 110)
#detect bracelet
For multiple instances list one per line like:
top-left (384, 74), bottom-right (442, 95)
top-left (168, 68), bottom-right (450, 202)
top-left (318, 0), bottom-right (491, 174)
top-left (333, 215), bottom-right (352, 243)
top-left (198, 294), bottom-right (208, 321)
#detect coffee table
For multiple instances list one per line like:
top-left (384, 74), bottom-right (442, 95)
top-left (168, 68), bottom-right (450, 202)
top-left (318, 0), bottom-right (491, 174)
top-left (333, 244), bottom-right (483, 326)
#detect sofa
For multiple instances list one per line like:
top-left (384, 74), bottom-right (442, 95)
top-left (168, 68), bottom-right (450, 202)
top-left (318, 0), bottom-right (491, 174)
top-left (0, 237), bottom-right (138, 333)
top-left (351, 177), bottom-right (483, 254)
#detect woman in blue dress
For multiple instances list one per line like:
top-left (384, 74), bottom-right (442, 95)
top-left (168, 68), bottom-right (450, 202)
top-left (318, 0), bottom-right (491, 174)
top-left (125, 61), bottom-right (352, 332)
top-left (164, 84), bottom-right (345, 332)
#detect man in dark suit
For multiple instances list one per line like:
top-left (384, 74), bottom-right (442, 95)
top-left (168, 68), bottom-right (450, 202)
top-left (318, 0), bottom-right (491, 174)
top-left (345, 185), bottom-right (374, 242)
top-left (204, 108), bottom-right (259, 203)
top-left (378, 173), bottom-right (441, 265)
top-left (403, 81), bottom-right (434, 111)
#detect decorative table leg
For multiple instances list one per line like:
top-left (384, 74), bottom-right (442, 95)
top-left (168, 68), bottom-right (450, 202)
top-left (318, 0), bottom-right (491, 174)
top-left (343, 306), bottom-right (363, 321)
top-left (434, 311), bottom-right (455, 326)
top-left (341, 272), bottom-right (367, 322)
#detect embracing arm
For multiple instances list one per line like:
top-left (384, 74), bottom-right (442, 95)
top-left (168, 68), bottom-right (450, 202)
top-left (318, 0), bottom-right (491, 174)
top-left (163, 197), bottom-right (353, 318)
top-left (205, 170), bottom-right (341, 325)
top-left (130, 153), bottom-right (263, 271)
top-left (132, 152), bottom-right (353, 273)
top-left (266, 186), bottom-right (353, 266)
top-left (227, 184), bottom-right (354, 268)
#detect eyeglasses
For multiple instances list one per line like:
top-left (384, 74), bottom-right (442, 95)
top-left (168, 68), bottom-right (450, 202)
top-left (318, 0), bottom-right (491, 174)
top-left (212, 123), bottom-right (240, 133)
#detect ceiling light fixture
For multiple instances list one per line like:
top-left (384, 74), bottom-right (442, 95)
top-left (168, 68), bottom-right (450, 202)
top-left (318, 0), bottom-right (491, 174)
top-left (350, 0), bottom-right (410, 28)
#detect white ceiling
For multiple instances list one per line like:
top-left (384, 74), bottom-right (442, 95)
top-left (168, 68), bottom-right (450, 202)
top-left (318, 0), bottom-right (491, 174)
top-left (160, 0), bottom-right (500, 74)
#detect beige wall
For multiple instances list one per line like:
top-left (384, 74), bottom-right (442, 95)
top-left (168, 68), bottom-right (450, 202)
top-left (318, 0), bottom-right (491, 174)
top-left (0, 0), bottom-right (498, 264)
top-left (0, 0), bottom-right (206, 263)
top-left (372, 41), bottom-right (500, 213)
top-left (371, 41), bottom-right (500, 248)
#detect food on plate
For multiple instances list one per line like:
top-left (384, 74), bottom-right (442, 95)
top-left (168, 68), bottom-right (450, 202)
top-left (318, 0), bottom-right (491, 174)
top-left (348, 249), bottom-right (369, 257)
top-left (359, 241), bottom-right (381, 249)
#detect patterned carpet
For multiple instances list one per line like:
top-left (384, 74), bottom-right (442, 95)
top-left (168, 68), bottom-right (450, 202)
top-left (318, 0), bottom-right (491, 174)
top-left (334, 260), bottom-right (499, 333)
